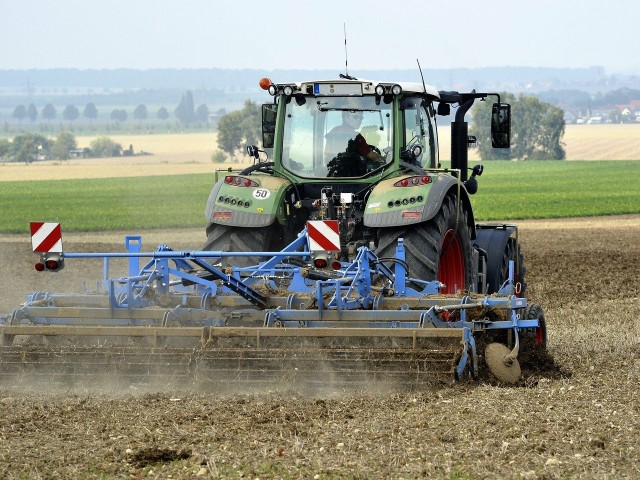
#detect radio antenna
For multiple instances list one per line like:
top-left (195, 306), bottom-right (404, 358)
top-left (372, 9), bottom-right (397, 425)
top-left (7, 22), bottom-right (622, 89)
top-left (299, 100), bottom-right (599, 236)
top-left (417, 58), bottom-right (427, 94)
top-left (339, 24), bottom-right (356, 80)
top-left (344, 23), bottom-right (349, 77)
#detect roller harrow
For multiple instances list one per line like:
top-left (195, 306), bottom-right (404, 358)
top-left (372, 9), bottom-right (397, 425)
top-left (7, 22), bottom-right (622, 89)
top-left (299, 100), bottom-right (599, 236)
top-left (0, 224), bottom-right (542, 390)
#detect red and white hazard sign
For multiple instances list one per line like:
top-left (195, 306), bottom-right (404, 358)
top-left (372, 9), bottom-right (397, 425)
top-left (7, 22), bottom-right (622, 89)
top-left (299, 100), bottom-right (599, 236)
top-left (30, 222), bottom-right (63, 253)
top-left (307, 220), bottom-right (340, 252)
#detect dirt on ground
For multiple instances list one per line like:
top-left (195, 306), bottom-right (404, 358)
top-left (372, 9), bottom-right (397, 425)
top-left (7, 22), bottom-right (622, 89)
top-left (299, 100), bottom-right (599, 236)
top-left (0, 216), bottom-right (639, 479)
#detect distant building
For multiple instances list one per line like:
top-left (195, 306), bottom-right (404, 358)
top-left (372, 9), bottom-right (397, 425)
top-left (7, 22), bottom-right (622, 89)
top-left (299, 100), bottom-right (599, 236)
top-left (69, 148), bottom-right (90, 159)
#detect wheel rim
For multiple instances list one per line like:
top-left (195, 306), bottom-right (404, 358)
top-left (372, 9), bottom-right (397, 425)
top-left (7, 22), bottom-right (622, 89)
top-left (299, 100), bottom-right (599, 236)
top-left (438, 228), bottom-right (465, 294)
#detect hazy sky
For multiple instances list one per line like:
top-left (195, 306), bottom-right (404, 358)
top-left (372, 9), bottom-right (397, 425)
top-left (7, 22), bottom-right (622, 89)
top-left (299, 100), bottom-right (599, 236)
top-left (2, 0), bottom-right (638, 74)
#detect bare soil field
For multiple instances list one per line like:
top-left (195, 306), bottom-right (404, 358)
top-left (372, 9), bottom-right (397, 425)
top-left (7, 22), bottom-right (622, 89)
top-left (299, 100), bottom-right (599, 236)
top-left (0, 216), bottom-right (639, 479)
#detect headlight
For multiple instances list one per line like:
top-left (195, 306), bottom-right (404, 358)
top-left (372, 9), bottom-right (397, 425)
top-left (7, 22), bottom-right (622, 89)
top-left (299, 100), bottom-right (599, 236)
top-left (283, 85), bottom-right (294, 96)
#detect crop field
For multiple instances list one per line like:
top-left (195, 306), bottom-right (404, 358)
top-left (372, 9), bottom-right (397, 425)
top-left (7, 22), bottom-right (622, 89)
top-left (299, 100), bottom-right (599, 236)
top-left (0, 160), bottom-right (638, 233)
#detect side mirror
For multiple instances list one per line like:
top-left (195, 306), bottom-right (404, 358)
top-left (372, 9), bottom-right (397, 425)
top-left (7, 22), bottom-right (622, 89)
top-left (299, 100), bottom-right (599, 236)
top-left (491, 103), bottom-right (511, 148)
top-left (437, 102), bottom-right (450, 116)
top-left (261, 103), bottom-right (277, 148)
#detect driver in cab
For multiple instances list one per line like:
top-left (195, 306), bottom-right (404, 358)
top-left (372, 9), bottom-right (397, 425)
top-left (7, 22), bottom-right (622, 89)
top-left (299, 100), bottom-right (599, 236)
top-left (324, 110), bottom-right (385, 168)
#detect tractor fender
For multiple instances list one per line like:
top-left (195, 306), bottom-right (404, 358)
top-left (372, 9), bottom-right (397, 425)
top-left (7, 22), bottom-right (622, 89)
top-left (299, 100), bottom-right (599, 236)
top-left (205, 175), bottom-right (292, 228)
top-left (363, 173), bottom-right (475, 236)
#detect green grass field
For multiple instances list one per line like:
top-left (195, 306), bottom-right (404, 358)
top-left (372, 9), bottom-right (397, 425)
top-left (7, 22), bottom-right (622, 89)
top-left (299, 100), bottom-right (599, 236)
top-left (0, 161), bottom-right (638, 233)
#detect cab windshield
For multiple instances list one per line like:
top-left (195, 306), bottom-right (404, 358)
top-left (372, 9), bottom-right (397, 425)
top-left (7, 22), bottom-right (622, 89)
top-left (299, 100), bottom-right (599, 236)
top-left (281, 95), bottom-right (393, 178)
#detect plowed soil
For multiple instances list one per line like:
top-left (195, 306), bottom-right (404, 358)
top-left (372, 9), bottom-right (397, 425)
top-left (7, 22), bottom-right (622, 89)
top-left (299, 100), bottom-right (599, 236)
top-left (1, 216), bottom-right (639, 479)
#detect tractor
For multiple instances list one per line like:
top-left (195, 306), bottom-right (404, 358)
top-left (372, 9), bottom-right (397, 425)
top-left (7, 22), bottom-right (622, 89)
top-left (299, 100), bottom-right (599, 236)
top-left (205, 76), bottom-right (522, 296)
top-left (0, 74), bottom-right (548, 388)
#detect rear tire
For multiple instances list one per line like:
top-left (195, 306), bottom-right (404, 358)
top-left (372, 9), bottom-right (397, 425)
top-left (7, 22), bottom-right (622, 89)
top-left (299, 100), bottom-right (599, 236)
top-left (203, 223), bottom-right (280, 267)
top-left (376, 194), bottom-right (473, 293)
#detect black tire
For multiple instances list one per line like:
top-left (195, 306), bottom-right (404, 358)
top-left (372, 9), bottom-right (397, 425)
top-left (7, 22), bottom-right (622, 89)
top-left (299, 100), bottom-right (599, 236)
top-left (497, 237), bottom-right (527, 296)
top-left (517, 303), bottom-right (553, 373)
top-left (375, 194), bottom-right (473, 293)
top-left (203, 223), bottom-right (281, 267)
top-left (520, 303), bottom-right (547, 351)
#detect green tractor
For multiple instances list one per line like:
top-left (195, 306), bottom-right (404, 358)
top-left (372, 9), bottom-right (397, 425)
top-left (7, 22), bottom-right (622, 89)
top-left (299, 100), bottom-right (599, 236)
top-left (204, 75), bottom-right (522, 297)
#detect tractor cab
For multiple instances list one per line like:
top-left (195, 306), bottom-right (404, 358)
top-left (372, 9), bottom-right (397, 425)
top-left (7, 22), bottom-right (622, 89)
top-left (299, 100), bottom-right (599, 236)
top-left (259, 78), bottom-right (441, 181)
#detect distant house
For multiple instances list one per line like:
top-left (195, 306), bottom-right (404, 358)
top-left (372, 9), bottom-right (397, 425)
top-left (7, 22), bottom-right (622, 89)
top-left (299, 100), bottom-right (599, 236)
top-left (69, 148), bottom-right (90, 159)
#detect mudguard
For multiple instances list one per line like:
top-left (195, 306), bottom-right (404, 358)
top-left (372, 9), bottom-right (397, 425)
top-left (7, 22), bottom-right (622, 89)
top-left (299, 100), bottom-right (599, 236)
top-left (363, 173), bottom-right (475, 234)
top-left (205, 175), bottom-right (291, 228)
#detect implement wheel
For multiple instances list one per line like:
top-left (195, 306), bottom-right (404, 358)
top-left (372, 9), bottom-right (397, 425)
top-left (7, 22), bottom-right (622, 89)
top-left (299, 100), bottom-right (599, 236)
top-left (203, 223), bottom-right (281, 267)
top-left (498, 237), bottom-right (527, 295)
top-left (376, 193), bottom-right (473, 293)
top-left (518, 303), bottom-right (549, 370)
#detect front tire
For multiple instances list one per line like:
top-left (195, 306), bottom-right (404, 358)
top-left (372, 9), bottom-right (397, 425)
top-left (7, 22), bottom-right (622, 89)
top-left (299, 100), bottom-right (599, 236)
top-left (376, 194), bottom-right (473, 293)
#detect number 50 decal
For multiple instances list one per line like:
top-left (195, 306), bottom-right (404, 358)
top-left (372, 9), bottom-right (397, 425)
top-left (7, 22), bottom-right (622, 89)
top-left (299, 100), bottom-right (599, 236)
top-left (252, 189), bottom-right (271, 199)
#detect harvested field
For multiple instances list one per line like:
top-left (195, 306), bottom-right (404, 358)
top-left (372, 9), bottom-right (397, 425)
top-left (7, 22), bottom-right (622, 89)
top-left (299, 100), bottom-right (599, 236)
top-left (0, 215), bottom-right (639, 478)
top-left (2, 124), bottom-right (639, 182)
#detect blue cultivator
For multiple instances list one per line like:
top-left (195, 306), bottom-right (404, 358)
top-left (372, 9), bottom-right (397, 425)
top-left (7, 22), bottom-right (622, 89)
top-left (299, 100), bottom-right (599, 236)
top-left (0, 226), bottom-right (544, 389)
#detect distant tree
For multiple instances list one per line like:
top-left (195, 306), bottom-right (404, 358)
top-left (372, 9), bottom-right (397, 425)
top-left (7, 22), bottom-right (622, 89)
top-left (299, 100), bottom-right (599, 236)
top-left (83, 102), bottom-right (98, 122)
top-left (156, 106), bottom-right (169, 120)
top-left (216, 100), bottom-right (261, 155)
top-left (174, 91), bottom-right (195, 124)
top-left (42, 103), bottom-right (57, 121)
top-left (51, 131), bottom-right (77, 160)
top-left (10, 133), bottom-right (52, 163)
top-left (195, 103), bottom-right (210, 123)
top-left (133, 104), bottom-right (148, 122)
top-left (63, 105), bottom-right (80, 122)
top-left (601, 87), bottom-right (640, 106)
top-left (90, 136), bottom-right (122, 157)
top-left (12, 105), bottom-right (27, 123)
top-left (608, 109), bottom-right (621, 124)
top-left (0, 138), bottom-right (11, 159)
top-left (471, 92), bottom-right (566, 160)
top-left (211, 150), bottom-right (226, 163)
top-left (27, 104), bottom-right (38, 123)
top-left (110, 109), bottom-right (128, 122)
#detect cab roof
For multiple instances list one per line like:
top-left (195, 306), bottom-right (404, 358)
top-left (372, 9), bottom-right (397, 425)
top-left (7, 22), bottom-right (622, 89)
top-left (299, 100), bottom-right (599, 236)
top-left (276, 78), bottom-right (441, 99)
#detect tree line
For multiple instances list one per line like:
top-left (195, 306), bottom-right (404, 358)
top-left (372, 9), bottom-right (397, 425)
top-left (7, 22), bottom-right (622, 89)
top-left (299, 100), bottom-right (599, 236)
top-left (7, 90), bottom-right (219, 126)
top-left (0, 132), bottom-right (126, 163)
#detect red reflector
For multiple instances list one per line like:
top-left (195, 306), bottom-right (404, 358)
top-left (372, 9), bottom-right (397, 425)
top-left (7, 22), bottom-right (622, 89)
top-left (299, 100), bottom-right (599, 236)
top-left (35, 262), bottom-right (45, 271)
top-left (224, 176), bottom-right (233, 184)
top-left (45, 259), bottom-right (59, 270)
top-left (401, 179), bottom-right (409, 187)
top-left (313, 258), bottom-right (328, 269)
top-left (331, 261), bottom-right (342, 270)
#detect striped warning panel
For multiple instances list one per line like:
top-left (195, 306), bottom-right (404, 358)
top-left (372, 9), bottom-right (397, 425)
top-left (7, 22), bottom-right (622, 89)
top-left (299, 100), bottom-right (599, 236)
top-left (307, 220), bottom-right (340, 251)
top-left (30, 222), bottom-right (63, 253)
